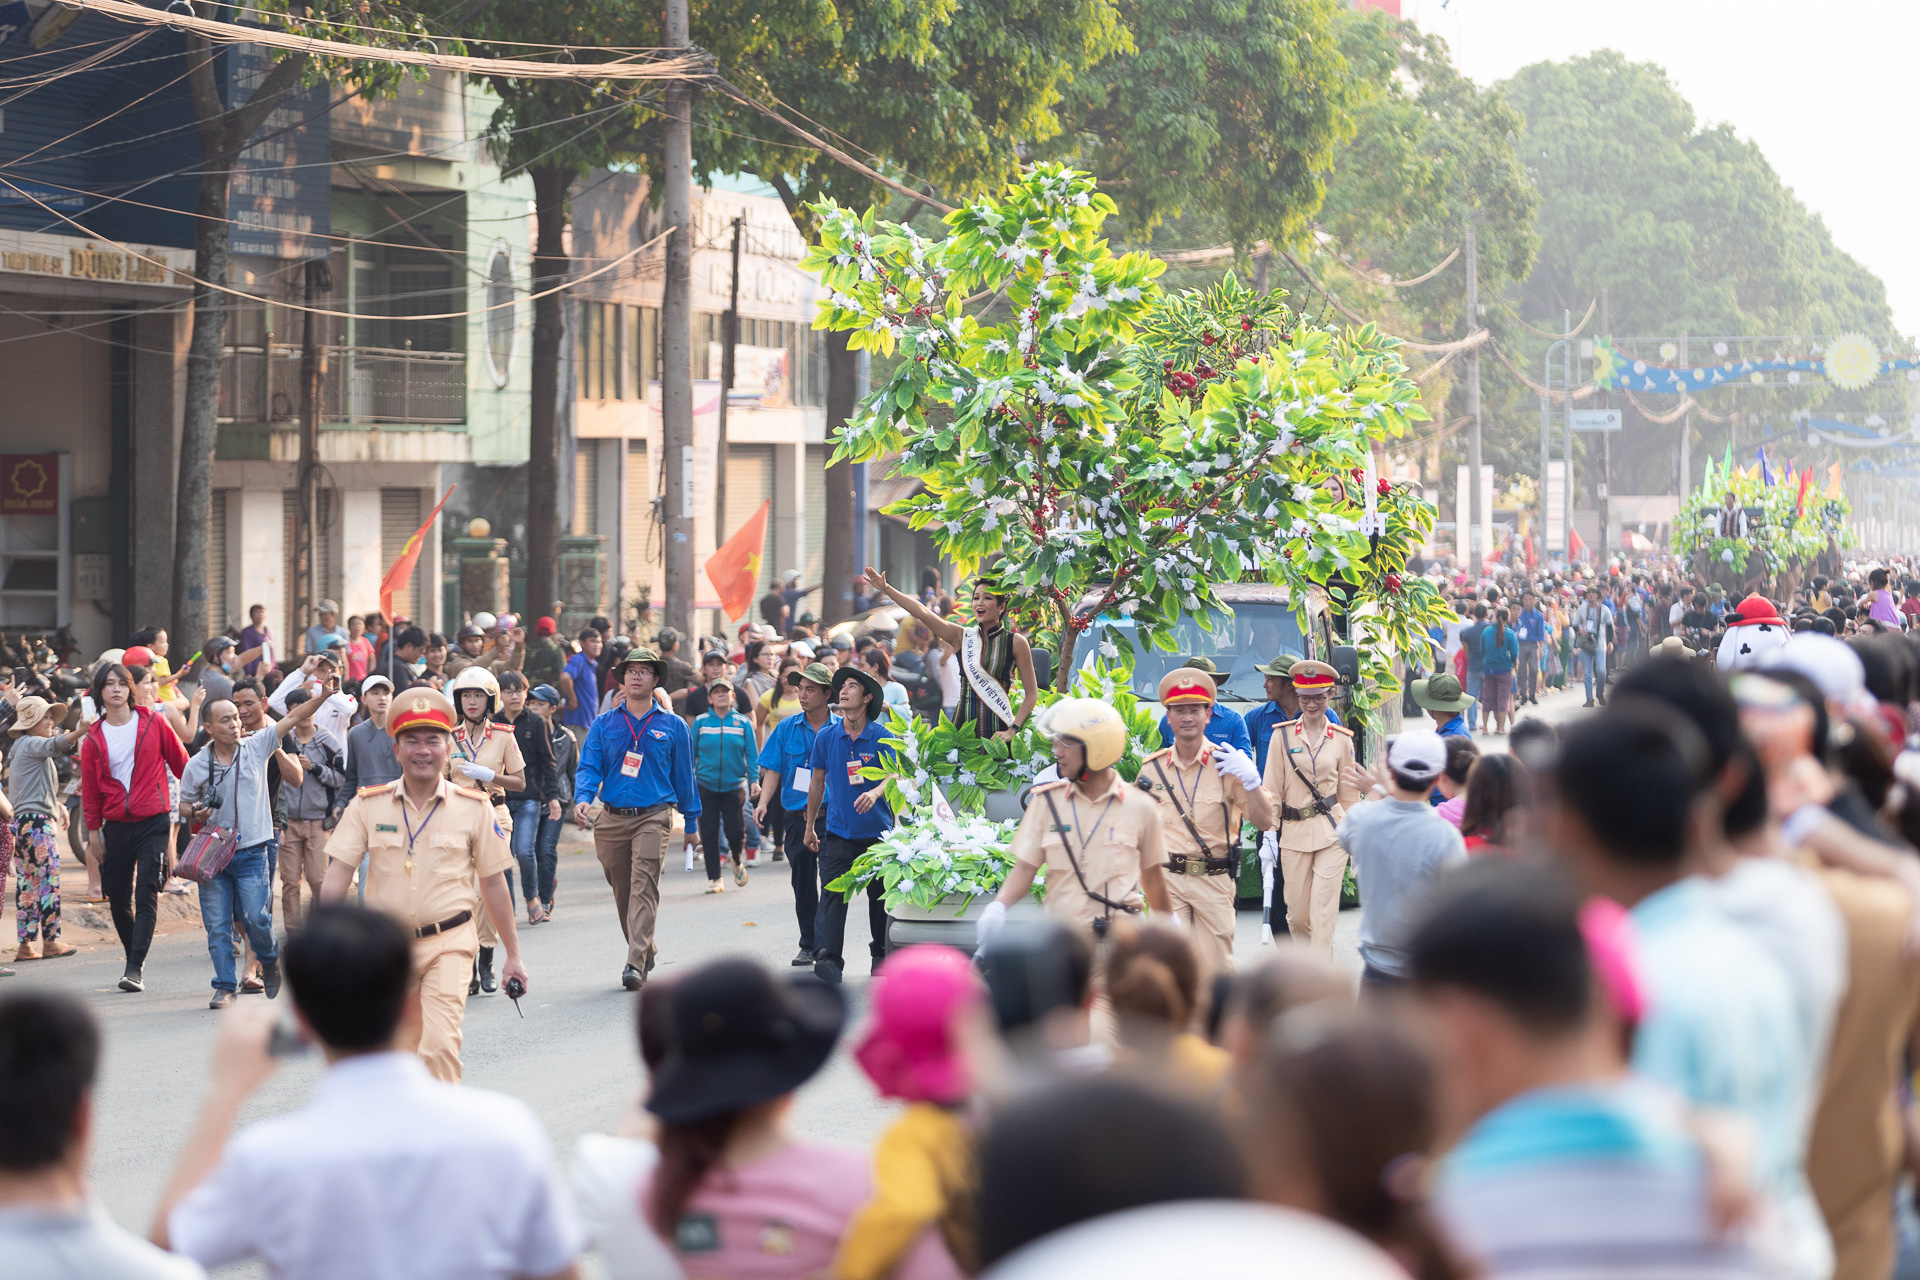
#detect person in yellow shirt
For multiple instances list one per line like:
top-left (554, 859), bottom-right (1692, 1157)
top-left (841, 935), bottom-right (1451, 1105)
top-left (835, 945), bottom-right (988, 1280)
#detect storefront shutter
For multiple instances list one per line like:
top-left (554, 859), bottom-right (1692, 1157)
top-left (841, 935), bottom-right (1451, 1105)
top-left (380, 488), bottom-right (422, 622)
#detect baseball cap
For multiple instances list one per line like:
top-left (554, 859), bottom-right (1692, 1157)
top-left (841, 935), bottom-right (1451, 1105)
top-left (830, 635), bottom-right (853, 651)
top-left (530, 683), bottom-right (562, 705)
top-left (360, 674), bottom-right (395, 695)
top-left (535, 616), bottom-right (557, 636)
top-left (1386, 729), bottom-right (1447, 782)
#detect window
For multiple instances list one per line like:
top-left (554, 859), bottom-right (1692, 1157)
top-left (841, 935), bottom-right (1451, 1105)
top-left (485, 241), bottom-right (514, 388)
top-left (577, 302), bottom-right (620, 400)
top-left (631, 305), bottom-right (658, 397)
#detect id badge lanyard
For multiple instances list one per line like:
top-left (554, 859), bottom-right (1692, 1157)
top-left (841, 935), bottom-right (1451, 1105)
top-left (620, 707), bottom-right (657, 779)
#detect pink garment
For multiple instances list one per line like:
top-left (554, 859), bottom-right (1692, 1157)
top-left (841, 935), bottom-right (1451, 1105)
top-left (1869, 588), bottom-right (1901, 626)
top-left (346, 636), bottom-right (374, 683)
top-left (1435, 795), bottom-right (1465, 829)
top-left (638, 1140), bottom-right (963, 1280)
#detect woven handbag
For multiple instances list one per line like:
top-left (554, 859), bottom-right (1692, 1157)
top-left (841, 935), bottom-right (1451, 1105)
top-left (174, 822), bottom-right (237, 883)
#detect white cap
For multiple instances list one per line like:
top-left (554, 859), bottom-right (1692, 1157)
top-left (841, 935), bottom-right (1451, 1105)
top-left (1761, 633), bottom-right (1870, 713)
top-left (1386, 729), bottom-right (1448, 782)
top-left (360, 674), bottom-right (394, 695)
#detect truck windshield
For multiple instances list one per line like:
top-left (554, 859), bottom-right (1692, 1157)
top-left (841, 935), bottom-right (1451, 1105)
top-left (1078, 604), bottom-right (1307, 704)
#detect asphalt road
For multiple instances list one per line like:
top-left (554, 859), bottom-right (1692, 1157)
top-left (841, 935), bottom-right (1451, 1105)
top-left (13, 680), bottom-right (1592, 1257)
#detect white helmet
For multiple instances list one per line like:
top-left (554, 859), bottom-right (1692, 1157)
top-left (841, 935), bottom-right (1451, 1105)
top-left (471, 611), bottom-right (498, 633)
top-left (447, 665), bottom-right (501, 717)
top-left (1045, 698), bottom-right (1129, 776)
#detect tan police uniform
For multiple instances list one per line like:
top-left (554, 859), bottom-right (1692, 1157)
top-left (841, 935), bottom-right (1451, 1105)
top-left (1137, 742), bottom-right (1264, 977)
top-left (325, 776), bottom-right (513, 1082)
top-left (1263, 707), bottom-right (1358, 957)
top-left (449, 717), bottom-right (524, 949)
top-left (1009, 773), bottom-right (1166, 936)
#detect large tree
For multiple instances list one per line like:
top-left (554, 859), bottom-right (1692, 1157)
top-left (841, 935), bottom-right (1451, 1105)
top-left (1048, 0), bottom-right (1362, 254)
top-left (173, 3), bottom-right (424, 652)
top-left (696, 0), bottom-right (1128, 622)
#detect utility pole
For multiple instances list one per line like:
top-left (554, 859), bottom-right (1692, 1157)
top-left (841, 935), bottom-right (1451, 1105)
top-left (1465, 214), bottom-right (1483, 579)
top-left (716, 214), bottom-right (742, 538)
top-left (1677, 331), bottom-right (1690, 503)
top-left (294, 258), bottom-right (331, 644)
top-left (1598, 288), bottom-right (1610, 566)
top-left (661, 0), bottom-right (695, 636)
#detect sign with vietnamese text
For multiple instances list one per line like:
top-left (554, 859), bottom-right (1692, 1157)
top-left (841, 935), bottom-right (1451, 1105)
top-left (1, 454), bottom-right (58, 515)
top-left (1571, 408), bottom-right (1623, 432)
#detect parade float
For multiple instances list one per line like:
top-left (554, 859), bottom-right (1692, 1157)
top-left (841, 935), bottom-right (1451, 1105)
top-left (1672, 447), bottom-right (1855, 595)
top-left (805, 165), bottom-right (1455, 915)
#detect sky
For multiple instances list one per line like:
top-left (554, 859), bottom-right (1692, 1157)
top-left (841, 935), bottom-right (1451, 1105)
top-left (1403, 0), bottom-right (1919, 337)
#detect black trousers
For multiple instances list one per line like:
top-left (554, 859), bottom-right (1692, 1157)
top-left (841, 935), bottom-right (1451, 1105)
top-left (101, 813), bottom-right (169, 973)
top-left (766, 794), bottom-right (786, 851)
top-left (784, 808), bottom-right (821, 951)
top-left (813, 832), bottom-right (887, 976)
top-left (697, 787), bottom-right (744, 881)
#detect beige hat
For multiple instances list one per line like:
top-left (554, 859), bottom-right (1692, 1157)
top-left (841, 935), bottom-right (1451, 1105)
top-left (8, 696), bottom-right (68, 736)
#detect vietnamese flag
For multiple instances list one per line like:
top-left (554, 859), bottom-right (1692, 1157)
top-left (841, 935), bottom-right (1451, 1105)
top-left (706, 499), bottom-right (770, 621)
top-left (1568, 523), bottom-right (1586, 562)
top-left (1796, 466), bottom-right (1813, 516)
top-left (379, 485), bottom-right (454, 622)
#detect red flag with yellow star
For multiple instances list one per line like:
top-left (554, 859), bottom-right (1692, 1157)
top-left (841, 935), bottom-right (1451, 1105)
top-left (705, 499), bottom-right (770, 621)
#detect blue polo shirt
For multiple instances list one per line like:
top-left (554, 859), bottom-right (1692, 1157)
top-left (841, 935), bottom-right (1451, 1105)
top-left (1156, 704), bottom-right (1253, 755)
top-left (1515, 608), bottom-right (1547, 645)
top-left (1244, 702), bottom-right (1343, 775)
top-left (758, 710), bottom-right (839, 811)
top-left (808, 717), bottom-right (894, 840)
top-left (575, 703), bottom-right (700, 816)
top-left (562, 652), bottom-right (599, 729)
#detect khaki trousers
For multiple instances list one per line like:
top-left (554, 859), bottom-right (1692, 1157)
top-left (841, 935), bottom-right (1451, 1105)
top-left (402, 922), bottom-right (476, 1083)
top-left (1164, 871), bottom-right (1237, 978)
top-left (595, 806), bottom-right (672, 975)
top-left (1281, 843), bottom-right (1347, 956)
top-left (475, 804), bottom-right (513, 948)
top-left (278, 819), bottom-right (329, 931)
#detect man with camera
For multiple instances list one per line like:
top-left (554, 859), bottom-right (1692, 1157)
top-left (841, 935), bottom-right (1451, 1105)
top-left (151, 905), bottom-right (577, 1278)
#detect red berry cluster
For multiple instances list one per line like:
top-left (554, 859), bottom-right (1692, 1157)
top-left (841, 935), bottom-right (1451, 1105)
top-left (1376, 479), bottom-right (1391, 496)
top-left (1383, 573), bottom-right (1403, 594)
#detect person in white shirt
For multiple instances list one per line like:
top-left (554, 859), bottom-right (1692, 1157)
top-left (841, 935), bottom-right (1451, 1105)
top-left (268, 653), bottom-right (358, 752)
top-left (0, 991), bottom-right (204, 1280)
top-left (151, 905), bottom-right (581, 1280)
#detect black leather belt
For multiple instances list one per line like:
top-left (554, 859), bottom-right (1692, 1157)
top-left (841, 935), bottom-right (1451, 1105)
top-left (414, 910), bottom-right (472, 939)
top-left (603, 802), bottom-right (671, 817)
top-left (1166, 855), bottom-right (1237, 877)
top-left (1281, 802), bottom-right (1332, 822)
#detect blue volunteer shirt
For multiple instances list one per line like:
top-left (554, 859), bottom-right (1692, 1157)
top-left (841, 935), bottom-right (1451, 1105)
top-left (562, 652), bottom-right (599, 729)
top-left (1244, 702), bottom-right (1343, 775)
top-left (758, 710), bottom-right (839, 811)
top-left (808, 717), bottom-right (894, 840)
top-left (1515, 607), bottom-right (1547, 645)
top-left (1155, 703), bottom-right (1253, 756)
top-left (575, 702), bottom-right (700, 816)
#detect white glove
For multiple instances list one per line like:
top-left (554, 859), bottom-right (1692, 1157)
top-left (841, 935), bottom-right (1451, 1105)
top-left (1213, 743), bottom-right (1260, 790)
top-left (1258, 829), bottom-right (1278, 876)
top-left (975, 899), bottom-right (1008, 952)
top-left (457, 761), bottom-right (497, 785)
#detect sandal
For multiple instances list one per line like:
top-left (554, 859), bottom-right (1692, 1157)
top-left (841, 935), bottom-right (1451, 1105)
top-left (733, 861), bottom-right (748, 887)
top-left (13, 943), bottom-right (37, 963)
top-left (705, 881), bottom-right (724, 894)
top-left (40, 942), bottom-right (76, 960)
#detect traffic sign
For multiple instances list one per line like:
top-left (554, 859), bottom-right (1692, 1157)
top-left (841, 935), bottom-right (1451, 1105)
top-left (1570, 408), bottom-right (1623, 432)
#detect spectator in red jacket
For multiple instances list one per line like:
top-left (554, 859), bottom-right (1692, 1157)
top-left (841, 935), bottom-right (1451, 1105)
top-left (80, 662), bottom-right (188, 993)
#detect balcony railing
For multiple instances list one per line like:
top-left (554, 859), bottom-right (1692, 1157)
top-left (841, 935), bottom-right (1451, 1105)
top-left (218, 343), bottom-right (466, 425)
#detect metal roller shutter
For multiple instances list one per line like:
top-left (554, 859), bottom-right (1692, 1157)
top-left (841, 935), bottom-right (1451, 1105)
top-left (626, 440), bottom-right (652, 606)
top-left (380, 488), bottom-right (422, 622)
top-left (207, 490), bottom-right (228, 636)
top-left (804, 444), bottom-right (826, 597)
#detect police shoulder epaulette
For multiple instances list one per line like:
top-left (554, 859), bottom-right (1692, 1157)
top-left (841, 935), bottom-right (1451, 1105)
top-left (451, 783), bottom-right (489, 801)
top-left (357, 781), bottom-right (397, 797)
top-left (1140, 746), bottom-right (1171, 764)
top-left (1327, 723), bottom-right (1354, 737)
top-left (1030, 778), bottom-right (1070, 795)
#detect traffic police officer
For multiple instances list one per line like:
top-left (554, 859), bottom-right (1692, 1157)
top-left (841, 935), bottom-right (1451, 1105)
top-left (446, 666), bottom-right (525, 994)
top-left (1260, 659), bottom-right (1359, 956)
top-left (978, 698), bottom-right (1171, 946)
top-left (1136, 669), bottom-right (1273, 976)
top-left (320, 687), bottom-right (527, 1083)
